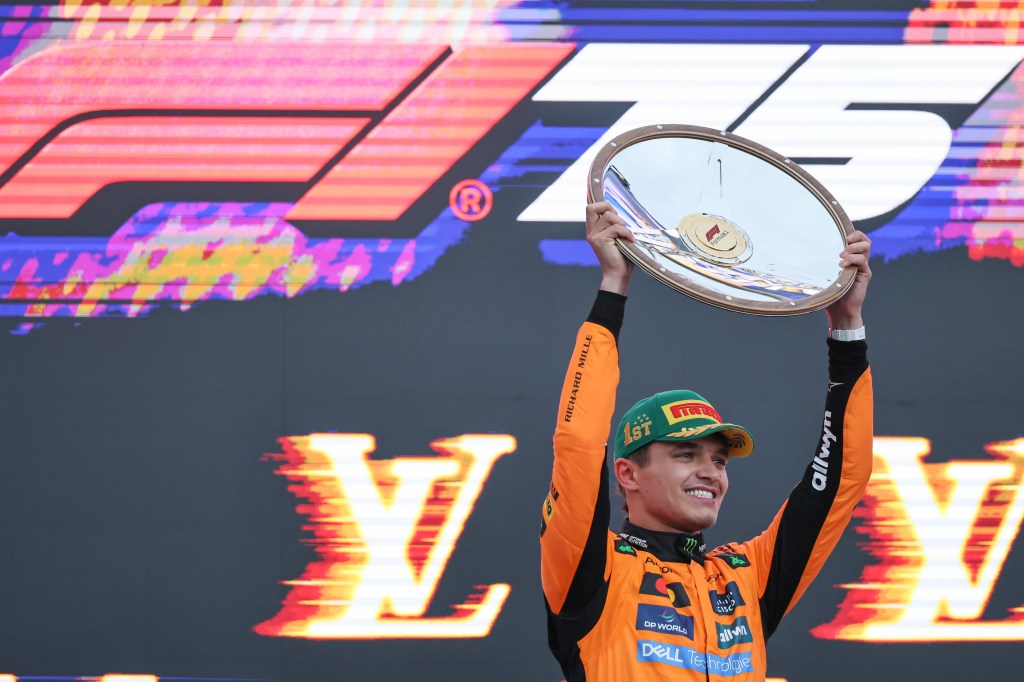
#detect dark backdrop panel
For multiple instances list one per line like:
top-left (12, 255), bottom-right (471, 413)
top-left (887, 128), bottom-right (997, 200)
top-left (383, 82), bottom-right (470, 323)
top-left (1, 2), bottom-right (1023, 681)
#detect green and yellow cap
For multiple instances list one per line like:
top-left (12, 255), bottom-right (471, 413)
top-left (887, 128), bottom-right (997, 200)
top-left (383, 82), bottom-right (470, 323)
top-left (614, 389), bottom-right (754, 460)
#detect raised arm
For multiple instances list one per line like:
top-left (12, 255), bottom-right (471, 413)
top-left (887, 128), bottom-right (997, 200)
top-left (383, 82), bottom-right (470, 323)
top-left (539, 204), bottom-right (635, 620)
top-left (739, 231), bottom-right (874, 637)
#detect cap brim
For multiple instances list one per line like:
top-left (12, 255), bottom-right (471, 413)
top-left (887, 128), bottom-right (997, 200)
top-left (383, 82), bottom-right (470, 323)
top-left (659, 423), bottom-right (754, 457)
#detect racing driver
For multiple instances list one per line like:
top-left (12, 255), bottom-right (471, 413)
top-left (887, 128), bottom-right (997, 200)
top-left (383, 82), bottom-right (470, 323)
top-left (539, 201), bottom-right (873, 680)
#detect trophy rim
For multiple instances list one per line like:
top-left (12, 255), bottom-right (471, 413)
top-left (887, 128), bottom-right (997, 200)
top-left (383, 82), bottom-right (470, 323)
top-left (586, 124), bottom-right (857, 316)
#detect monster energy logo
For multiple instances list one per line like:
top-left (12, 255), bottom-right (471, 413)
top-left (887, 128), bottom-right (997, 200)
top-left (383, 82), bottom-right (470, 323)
top-left (681, 537), bottom-right (698, 553)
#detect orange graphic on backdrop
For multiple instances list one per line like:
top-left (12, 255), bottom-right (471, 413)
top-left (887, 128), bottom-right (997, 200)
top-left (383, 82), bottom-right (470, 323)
top-left (57, 0), bottom-right (520, 43)
top-left (906, 1), bottom-right (1024, 268)
top-left (256, 433), bottom-right (515, 639)
top-left (814, 436), bottom-right (1024, 641)
top-left (907, 1), bottom-right (1024, 44)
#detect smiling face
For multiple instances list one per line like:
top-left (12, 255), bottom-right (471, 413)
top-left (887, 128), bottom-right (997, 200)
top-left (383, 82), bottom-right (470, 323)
top-left (614, 434), bottom-right (730, 533)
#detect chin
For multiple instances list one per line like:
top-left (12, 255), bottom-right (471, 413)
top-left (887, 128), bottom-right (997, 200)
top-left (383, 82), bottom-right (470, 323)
top-left (692, 513), bottom-right (718, 531)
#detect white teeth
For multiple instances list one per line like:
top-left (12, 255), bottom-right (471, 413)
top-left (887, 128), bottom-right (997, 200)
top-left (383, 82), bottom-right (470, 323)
top-left (686, 489), bottom-right (713, 499)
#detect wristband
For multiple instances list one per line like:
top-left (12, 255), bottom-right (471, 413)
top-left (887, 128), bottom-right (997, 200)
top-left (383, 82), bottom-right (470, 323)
top-left (830, 326), bottom-right (866, 342)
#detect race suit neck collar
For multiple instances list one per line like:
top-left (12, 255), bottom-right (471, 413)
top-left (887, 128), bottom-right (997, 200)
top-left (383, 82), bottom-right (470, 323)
top-left (619, 520), bottom-right (706, 564)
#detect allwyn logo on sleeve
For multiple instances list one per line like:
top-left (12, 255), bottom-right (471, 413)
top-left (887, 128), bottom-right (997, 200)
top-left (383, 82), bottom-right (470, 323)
top-left (815, 436), bottom-right (1024, 642)
top-left (256, 433), bottom-right (516, 639)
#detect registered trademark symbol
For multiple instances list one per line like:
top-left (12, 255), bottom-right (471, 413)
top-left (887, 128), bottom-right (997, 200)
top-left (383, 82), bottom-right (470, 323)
top-left (449, 179), bottom-right (493, 221)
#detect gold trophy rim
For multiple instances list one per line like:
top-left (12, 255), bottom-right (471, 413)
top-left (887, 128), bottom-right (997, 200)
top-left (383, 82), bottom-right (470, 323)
top-left (587, 124), bottom-right (857, 316)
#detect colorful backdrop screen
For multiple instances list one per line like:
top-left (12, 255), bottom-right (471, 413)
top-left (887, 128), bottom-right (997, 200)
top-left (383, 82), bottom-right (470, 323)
top-left (1, 2), bottom-right (1022, 680)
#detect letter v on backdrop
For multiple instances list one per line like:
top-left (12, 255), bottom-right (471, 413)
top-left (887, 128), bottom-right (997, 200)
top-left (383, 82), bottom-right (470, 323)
top-left (815, 436), bottom-right (1024, 641)
top-left (255, 433), bottom-right (516, 639)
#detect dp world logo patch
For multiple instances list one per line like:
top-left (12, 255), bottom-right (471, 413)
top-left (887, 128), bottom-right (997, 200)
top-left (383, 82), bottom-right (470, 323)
top-left (636, 604), bottom-right (694, 640)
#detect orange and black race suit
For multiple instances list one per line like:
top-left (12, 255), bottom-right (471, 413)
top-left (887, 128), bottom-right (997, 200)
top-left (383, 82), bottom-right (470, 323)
top-left (540, 291), bottom-right (873, 681)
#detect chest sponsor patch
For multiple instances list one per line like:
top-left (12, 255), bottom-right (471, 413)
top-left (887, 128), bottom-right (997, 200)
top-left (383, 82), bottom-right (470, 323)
top-left (637, 641), bottom-right (754, 677)
top-left (709, 581), bottom-right (745, 615)
top-left (717, 616), bottom-right (754, 648)
top-left (639, 572), bottom-right (690, 608)
top-left (635, 604), bottom-right (694, 639)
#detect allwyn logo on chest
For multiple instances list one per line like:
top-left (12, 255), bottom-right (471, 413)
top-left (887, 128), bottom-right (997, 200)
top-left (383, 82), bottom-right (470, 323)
top-left (717, 617), bottom-right (753, 648)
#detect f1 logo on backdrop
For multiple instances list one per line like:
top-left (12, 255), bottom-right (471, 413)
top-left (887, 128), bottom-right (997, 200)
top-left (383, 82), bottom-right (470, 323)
top-left (1, 43), bottom-right (1022, 230)
top-left (0, 41), bottom-right (573, 227)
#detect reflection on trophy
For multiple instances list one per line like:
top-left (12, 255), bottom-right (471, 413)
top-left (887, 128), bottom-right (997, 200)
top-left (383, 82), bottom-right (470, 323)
top-left (591, 126), bottom-right (855, 314)
top-left (603, 163), bottom-right (827, 304)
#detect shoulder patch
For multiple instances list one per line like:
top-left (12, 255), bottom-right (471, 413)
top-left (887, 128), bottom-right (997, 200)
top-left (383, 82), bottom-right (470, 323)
top-left (615, 541), bottom-right (638, 556)
top-left (722, 553), bottom-right (750, 568)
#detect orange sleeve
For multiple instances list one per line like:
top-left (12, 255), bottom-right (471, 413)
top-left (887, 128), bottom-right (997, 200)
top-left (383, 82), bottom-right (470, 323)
top-left (540, 320), bottom-right (619, 616)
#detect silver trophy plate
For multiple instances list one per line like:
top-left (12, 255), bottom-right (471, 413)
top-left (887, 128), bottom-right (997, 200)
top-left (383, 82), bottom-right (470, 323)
top-left (587, 124), bottom-right (856, 315)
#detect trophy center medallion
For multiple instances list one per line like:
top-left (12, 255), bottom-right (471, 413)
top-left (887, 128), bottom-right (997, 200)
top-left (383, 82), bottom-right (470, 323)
top-left (677, 213), bottom-right (752, 265)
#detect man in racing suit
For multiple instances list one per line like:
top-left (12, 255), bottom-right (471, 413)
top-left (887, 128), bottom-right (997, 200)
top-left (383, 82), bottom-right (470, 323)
top-left (540, 201), bottom-right (873, 681)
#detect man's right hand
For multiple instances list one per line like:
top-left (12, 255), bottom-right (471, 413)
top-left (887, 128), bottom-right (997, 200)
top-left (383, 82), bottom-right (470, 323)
top-left (586, 202), bottom-right (635, 295)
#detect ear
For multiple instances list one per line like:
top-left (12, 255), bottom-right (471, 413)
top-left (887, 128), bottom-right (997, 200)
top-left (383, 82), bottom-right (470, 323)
top-left (614, 457), bottom-right (641, 493)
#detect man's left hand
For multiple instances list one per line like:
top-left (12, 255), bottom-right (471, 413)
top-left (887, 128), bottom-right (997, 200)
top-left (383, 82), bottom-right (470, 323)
top-left (826, 230), bottom-right (871, 331)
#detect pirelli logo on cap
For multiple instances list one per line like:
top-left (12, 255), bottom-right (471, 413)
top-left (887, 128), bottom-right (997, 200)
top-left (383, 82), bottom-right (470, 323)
top-left (662, 400), bottom-right (722, 425)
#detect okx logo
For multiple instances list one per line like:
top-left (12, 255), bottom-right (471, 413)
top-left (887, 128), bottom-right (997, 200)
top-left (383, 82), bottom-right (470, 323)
top-left (815, 436), bottom-right (1024, 642)
top-left (256, 433), bottom-right (516, 638)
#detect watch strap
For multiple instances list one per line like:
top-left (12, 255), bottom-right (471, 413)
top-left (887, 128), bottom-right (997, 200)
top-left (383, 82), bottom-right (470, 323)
top-left (830, 326), bottom-right (866, 342)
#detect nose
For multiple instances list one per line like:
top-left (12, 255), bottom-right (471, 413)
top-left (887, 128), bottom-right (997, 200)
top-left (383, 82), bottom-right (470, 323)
top-left (696, 458), bottom-right (720, 481)
top-left (694, 452), bottom-right (724, 482)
